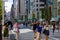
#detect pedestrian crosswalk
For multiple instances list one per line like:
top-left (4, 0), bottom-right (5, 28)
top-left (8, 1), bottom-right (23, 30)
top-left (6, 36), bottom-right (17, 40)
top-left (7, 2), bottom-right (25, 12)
top-left (34, 39), bottom-right (55, 40)
top-left (8, 29), bottom-right (60, 40)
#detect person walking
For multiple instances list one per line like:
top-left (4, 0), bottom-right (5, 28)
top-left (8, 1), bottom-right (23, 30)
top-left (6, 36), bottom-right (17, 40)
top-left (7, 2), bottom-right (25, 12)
top-left (36, 21), bottom-right (43, 40)
top-left (44, 21), bottom-right (49, 40)
top-left (7, 21), bottom-right (13, 30)
top-left (13, 21), bottom-right (19, 40)
top-left (32, 21), bottom-right (37, 39)
top-left (52, 23), bottom-right (55, 35)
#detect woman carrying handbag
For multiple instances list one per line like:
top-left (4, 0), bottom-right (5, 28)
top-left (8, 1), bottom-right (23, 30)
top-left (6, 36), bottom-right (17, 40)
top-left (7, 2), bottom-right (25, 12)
top-left (13, 21), bottom-right (19, 40)
top-left (44, 21), bottom-right (49, 40)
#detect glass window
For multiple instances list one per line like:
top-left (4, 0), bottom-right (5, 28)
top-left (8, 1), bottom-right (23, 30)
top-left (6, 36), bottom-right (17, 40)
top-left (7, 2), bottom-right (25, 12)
top-left (36, 4), bottom-right (38, 7)
top-left (36, 0), bottom-right (38, 2)
top-left (39, 0), bottom-right (44, 2)
top-left (36, 8), bottom-right (38, 11)
top-left (40, 4), bottom-right (44, 6)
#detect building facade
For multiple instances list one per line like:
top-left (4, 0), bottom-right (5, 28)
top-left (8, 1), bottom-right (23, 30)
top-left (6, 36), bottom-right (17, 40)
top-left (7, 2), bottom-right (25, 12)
top-left (28, 0), bottom-right (34, 20)
top-left (33, 0), bottom-right (45, 19)
top-left (58, 1), bottom-right (60, 15)
top-left (13, 0), bottom-right (19, 19)
top-left (19, 0), bottom-right (26, 21)
top-left (51, 0), bottom-right (58, 17)
top-left (10, 4), bottom-right (15, 23)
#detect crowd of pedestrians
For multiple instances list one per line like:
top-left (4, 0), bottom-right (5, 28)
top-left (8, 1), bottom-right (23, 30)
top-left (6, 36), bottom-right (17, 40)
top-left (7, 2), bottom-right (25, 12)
top-left (2, 20), bottom-right (60, 40)
top-left (31, 20), bottom-right (60, 40)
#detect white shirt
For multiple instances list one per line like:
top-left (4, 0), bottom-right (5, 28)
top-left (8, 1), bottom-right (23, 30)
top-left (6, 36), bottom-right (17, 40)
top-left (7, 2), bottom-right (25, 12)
top-left (44, 26), bottom-right (49, 30)
top-left (20, 24), bottom-right (23, 27)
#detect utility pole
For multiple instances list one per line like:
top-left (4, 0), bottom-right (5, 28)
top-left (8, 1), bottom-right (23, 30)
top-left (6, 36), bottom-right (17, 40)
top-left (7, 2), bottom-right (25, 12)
top-left (2, 1), bottom-right (4, 25)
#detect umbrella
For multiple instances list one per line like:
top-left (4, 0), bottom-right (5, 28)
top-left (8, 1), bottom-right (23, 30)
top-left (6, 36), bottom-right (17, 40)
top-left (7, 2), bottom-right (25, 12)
top-left (28, 18), bottom-right (37, 20)
top-left (39, 19), bottom-right (45, 21)
top-left (56, 15), bottom-right (60, 19)
top-left (50, 17), bottom-right (58, 22)
top-left (18, 20), bottom-right (23, 22)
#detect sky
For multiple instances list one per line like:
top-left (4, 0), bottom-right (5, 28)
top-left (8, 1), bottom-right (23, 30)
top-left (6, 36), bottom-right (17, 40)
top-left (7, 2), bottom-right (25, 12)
top-left (5, 0), bottom-right (13, 12)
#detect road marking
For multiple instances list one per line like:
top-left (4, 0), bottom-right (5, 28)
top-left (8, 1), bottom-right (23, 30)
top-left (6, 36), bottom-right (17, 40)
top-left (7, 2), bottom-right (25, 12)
top-left (49, 36), bottom-right (59, 40)
top-left (19, 29), bottom-right (33, 33)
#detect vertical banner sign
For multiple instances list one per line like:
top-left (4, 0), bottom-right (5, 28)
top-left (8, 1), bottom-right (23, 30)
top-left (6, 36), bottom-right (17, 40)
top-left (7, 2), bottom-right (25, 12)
top-left (48, 0), bottom-right (53, 5)
top-left (26, 0), bottom-right (28, 20)
top-left (26, 0), bottom-right (28, 15)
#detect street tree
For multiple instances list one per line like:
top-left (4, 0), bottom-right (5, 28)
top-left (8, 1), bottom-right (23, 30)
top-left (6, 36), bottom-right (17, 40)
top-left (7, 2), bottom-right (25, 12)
top-left (0, 0), bottom-right (3, 20)
top-left (41, 7), bottom-right (52, 21)
top-left (32, 12), bottom-right (36, 21)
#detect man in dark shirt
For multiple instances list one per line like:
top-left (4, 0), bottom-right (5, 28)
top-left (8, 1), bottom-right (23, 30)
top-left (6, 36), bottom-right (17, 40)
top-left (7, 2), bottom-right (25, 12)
top-left (32, 21), bottom-right (37, 39)
top-left (33, 23), bottom-right (37, 31)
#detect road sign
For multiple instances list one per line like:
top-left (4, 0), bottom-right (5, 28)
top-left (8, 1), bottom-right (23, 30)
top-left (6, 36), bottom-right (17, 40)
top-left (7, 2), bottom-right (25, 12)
top-left (48, 1), bottom-right (53, 5)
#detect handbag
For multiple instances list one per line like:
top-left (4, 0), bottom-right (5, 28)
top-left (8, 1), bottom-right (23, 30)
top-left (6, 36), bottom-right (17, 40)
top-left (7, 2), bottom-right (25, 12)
top-left (43, 29), bottom-right (46, 34)
top-left (13, 28), bottom-right (18, 32)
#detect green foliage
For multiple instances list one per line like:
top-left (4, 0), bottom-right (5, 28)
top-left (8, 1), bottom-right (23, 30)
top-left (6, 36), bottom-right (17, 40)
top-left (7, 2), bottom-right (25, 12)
top-left (32, 13), bottom-right (35, 18)
top-left (0, 0), bottom-right (3, 20)
top-left (32, 13), bottom-right (35, 19)
top-left (32, 13), bottom-right (36, 21)
top-left (41, 7), bottom-right (52, 20)
top-left (4, 28), bottom-right (9, 37)
top-left (41, 8), bottom-right (45, 19)
top-left (48, 7), bottom-right (52, 20)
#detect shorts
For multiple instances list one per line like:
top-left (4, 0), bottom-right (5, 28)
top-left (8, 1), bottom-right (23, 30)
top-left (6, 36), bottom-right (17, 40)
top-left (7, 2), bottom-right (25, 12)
top-left (37, 32), bottom-right (41, 38)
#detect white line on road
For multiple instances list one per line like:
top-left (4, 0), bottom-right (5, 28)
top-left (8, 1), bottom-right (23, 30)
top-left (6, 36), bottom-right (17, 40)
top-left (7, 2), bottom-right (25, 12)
top-left (19, 29), bottom-right (33, 33)
top-left (49, 36), bottom-right (59, 40)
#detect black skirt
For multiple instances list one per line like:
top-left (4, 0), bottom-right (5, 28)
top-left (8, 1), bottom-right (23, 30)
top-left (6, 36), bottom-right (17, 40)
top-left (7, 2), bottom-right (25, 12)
top-left (45, 30), bottom-right (49, 36)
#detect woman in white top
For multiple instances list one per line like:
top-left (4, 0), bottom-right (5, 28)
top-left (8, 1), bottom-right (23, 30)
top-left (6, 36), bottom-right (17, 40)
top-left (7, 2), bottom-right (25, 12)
top-left (44, 21), bottom-right (49, 40)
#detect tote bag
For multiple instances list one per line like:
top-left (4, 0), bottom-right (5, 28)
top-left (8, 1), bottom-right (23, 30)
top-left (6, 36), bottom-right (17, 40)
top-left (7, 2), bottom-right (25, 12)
top-left (13, 23), bottom-right (18, 32)
top-left (13, 27), bottom-right (18, 32)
